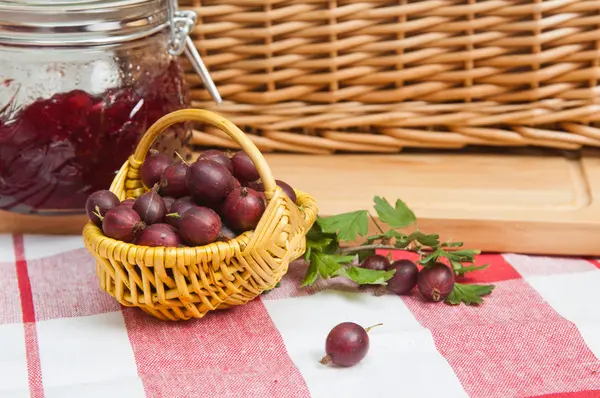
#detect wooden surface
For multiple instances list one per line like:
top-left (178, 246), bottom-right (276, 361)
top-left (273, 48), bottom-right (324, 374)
top-left (265, 149), bottom-right (600, 256)
top-left (2, 149), bottom-right (599, 256)
top-left (0, 212), bottom-right (88, 235)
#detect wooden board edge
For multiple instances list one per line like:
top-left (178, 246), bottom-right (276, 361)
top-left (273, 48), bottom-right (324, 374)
top-left (355, 217), bottom-right (598, 257)
top-left (0, 212), bottom-right (88, 235)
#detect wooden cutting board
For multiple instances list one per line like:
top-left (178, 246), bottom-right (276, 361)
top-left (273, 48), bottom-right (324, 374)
top-left (1, 148), bottom-right (598, 256)
top-left (263, 149), bottom-right (600, 256)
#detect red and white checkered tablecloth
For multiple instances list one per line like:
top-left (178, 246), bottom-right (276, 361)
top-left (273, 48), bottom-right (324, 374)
top-left (1, 233), bottom-right (600, 398)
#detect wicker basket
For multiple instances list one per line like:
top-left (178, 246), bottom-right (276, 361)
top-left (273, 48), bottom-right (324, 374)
top-left (180, 0), bottom-right (600, 153)
top-left (82, 109), bottom-right (318, 321)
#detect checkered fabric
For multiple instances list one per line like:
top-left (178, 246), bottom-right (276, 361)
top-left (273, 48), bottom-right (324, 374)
top-left (1, 234), bottom-right (600, 398)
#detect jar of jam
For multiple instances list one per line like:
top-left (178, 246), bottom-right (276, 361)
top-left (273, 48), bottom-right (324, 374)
top-left (0, 0), bottom-right (220, 215)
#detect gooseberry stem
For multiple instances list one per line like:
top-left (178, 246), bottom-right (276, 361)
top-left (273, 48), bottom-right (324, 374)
top-left (174, 151), bottom-right (190, 166)
top-left (364, 323), bottom-right (383, 333)
top-left (319, 354), bottom-right (332, 365)
top-left (93, 205), bottom-right (104, 221)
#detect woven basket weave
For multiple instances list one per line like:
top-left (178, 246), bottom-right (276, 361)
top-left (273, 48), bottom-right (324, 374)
top-left (180, 0), bottom-right (600, 153)
top-left (82, 109), bottom-right (318, 321)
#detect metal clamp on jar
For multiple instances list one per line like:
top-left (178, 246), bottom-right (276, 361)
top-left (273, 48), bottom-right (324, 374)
top-left (0, 0), bottom-right (220, 215)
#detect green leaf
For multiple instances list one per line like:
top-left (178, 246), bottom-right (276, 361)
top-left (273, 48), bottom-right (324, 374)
top-left (367, 230), bottom-right (405, 243)
top-left (373, 196), bottom-right (416, 228)
top-left (370, 231), bottom-right (439, 249)
top-left (419, 247), bottom-right (446, 266)
top-left (313, 252), bottom-right (355, 279)
top-left (335, 266), bottom-right (396, 286)
top-left (302, 251), bottom-right (354, 286)
top-left (301, 259), bottom-right (319, 287)
top-left (423, 248), bottom-right (480, 265)
top-left (442, 241), bottom-right (463, 248)
top-left (306, 223), bottom-right (335, 243)
top-left (409, 231), bottom-right (440, 247)
top-left (317, 211), bottom-right (369, 242)
top-left (394, 234), bottom-right (412, 248)
top-left (445, 283), bottom-right (495, 305)
top-left (306, 235), bottom-right (335, 253)
top-left (367, 230), bottom-right (413, 248)
top-left (449, 249), bottom-right (480, 261)
top-left (304, 246), bottom-right (312, 262)
top-left (452, 263), bottom-right (489, 276)
top-left (305, 224), bottom-right (339, 261)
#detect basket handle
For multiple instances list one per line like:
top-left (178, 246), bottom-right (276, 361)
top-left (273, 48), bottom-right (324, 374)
top-left (131, 108), bottom-right (277, 196)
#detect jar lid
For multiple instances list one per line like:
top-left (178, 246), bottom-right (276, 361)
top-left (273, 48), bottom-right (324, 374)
top-left (0, 0), bottom-right (169, 46)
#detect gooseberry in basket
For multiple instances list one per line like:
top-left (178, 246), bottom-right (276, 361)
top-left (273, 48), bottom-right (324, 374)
top-left (231, 151), bottom-right (259, 183)
top-left (217, 224), bottom-right (237, 241)
top-left (135, 223), bottom-right (181, 247)
top-left (320, 322), bottom-right (381, 367)
top-left (85, 190), bottom-right (120, 227)
top-left (386, 259), bottom-right (418, 295)
top-left (178, 206), bottom-right (222, 246)
top-left (186, 159), bottom-right (235, 206)
top-left (132, 186), bottom-right (167, 225)
top-left (198, 149), bottom-right (233, 173)
top-left (140, 150), bottom-right (171, 188)
top-left (233, 177), bottom-right (242, 190)
top-left (275, 180), bottom-right (297, 204)
top-left (102, 206), bottom-right (145, 243)
top-left (162, 196), bottom-right (175, 212)
top-left (246, 179), bottom-right (297, 204)
top-left (418, 262), bottom-right (455, 302)
top-left (159, 162), bottom-right (189, 198)
top-left (165, 196), bottom-right (196, 228)
top-left (220, 187), bottom-right (266, 234)
top-left (119, 199), bottom-right (136, 209)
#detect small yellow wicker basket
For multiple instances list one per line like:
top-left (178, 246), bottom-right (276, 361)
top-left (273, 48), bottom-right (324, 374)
top-left (82, 109), bottom-right (318, 321)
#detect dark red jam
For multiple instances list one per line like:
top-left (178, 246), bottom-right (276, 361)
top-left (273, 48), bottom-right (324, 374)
top-left (0, 60), bottom-right (189, 214)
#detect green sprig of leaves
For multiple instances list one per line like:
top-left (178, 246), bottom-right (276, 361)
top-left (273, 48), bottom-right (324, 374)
top-left (303, 196), bottom-right (495, 305)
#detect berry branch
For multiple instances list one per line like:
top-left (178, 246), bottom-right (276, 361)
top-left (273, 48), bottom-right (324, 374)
top-left (303, 196), bottom-right (495, 305)
top-left (339, 244), bottom-right (400, 253)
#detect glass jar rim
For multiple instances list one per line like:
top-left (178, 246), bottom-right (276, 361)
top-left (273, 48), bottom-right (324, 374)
top-left (0, 0), bottom-right (170, 46)
top-left (0, 0), bottom-right (223, 103)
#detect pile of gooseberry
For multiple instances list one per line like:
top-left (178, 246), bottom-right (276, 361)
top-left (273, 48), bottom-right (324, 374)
top-left (361, 254), bottom-right (455, 302)
top-left (85, 149), bottom-right (297, 247)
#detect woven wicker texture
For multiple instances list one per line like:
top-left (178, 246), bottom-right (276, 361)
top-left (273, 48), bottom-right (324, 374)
top-left (179, 0), bottom-right (600, 153)
top-left (83, 109), bottom-right (318, 321)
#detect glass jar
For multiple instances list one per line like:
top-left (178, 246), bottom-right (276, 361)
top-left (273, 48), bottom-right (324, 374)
top-left (0, 0), bottom-right (217, 215)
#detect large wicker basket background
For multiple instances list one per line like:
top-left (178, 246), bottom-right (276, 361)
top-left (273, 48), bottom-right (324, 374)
top-left (179, 0), bottom-right (600, 153)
